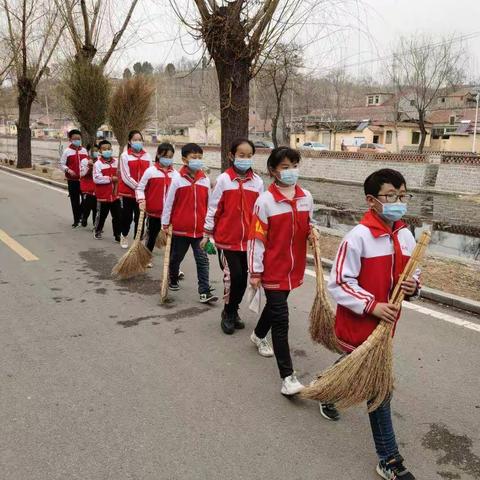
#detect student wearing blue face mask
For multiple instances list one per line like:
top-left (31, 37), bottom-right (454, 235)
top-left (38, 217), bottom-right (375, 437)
top-left (136, 143), bottom-right (179, 257)
top-left (324, 168), bottom-right (419, 480)
top-left (202, 139), bottom-right (264, 334)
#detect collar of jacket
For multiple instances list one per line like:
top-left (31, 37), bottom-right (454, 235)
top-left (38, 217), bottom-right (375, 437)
top-left (226, 166), bottom-right (254, 182)
top-left (360, 209), bottom-right (407, 238)
top-left (180, 165), bottom-right (206, 182)
top-left (155, 163), bottom-right (174, 173)
top-left (268, 182), bottom-right (306, 203)
top-left (127, 147), bottom-right (147, 157)
top-left (69, 144), bottom-right (82, 151)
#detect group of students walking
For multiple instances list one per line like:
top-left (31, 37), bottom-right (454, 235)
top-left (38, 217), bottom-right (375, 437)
top-left (60, 128), bottom-right (419, 480)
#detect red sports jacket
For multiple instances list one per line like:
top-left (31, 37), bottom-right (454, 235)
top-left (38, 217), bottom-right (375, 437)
top-left (136, 164), bottom-right (180, 218)
top-left (118, 148), bottom-right (152, 198)
top-left (80, 157), bottom-right (95, 195)
top-left (59, 144), bottom-right (88, 180)
top-left (328, 210), bottom-right (420, 352)
top-left (161, 166), bottom-right (210, 238)
top-left (204, 167), bottom-right (264, 251)
top-left (248, 183), bottom-right (313, 291)
top-left (93, 158), bottom-right (119, 202)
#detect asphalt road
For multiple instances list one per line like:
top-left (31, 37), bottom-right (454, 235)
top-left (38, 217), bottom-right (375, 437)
top-left (0, 169), bottom-right (479, 480)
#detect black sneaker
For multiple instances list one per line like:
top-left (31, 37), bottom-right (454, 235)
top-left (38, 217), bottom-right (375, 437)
top-left (81, 219), bottom-right (88, 227)
top-left (233, 311), bottom-right (245, 329)
top-left (377, 454), bottom-right (415, 479)
top-left (221, 310), bottom-right (235, 335)
top-left (178, 271), bottom-right (185, 280)
top-left (72, 223), bottom-right (79, 229)
top-left (319, 402), bottom-right (340, 421)
top-left (94, 231), bottom-right (102, 240)
top-left (169, 282), bottom-right (180, 291)
top-left (200, 291), bottom-right (218, 303)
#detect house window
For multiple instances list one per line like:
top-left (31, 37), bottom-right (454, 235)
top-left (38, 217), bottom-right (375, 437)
top-left (410, 99), bottom-right (415, 106)
top-left (412, 132), bottom-right (420, 144)
top-left (385, 131), bottom-right (393, 144)
top-left (449, 115), bottom-right (455, 126)
top-left (368, 96), bottom-right (374, 105)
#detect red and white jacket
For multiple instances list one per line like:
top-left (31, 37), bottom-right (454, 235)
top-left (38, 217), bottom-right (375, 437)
top-left (93, 157), bottom-right (119, 202)
top-left (136, 164), bottom-right (180, 218)
top-left (248, 183), bottom-right (313, 291)
top-left (59, 144), bottom-right (88, 180)
top-left (328, 210), bottom-right (421, 353)
top-left (204, 167), bottom-right (264, 251)
top-left (161, 166), bottom-right (210, 238)
top-left (118, 148), bottom-right (152, 198)
top-left (80, 157), bottom-right (95, 195)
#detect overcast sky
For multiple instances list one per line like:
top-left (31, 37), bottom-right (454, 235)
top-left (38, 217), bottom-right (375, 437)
top-left (111, 0), bottom-right (480, 81)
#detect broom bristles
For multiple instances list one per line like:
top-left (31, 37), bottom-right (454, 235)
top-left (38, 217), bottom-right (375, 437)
top-left (308, 228), bottom-right (342, 353)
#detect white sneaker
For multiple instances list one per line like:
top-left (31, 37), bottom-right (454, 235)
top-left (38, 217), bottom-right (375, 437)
top-left (281, 374), bottom-right (304, 396)
top-left (250, 332), bottom-right (274, 357)
top-left (120, 235), bottom-right (129, 249)
top-left (147, 262), bottom-right (153, 268)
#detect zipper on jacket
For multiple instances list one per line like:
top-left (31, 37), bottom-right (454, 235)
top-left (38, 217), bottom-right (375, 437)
top-left (193, 182), bottom-right (197, 237)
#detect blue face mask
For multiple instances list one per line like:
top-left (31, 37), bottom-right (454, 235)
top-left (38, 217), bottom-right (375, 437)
top-left (91, 151), bottom-right (99, 159)
top-left (102, 150), bottom-right (113, 159)
top-left (188, 159), bottom-right (203, 172)
top-left (72, 139), bottom-right (81, 147)
top-left (131, 141), bottom-right (143, 152)
top-left (279, 168), bottom-right (299, 186)
top-left (159, 157), bottom-right (173, 167)
top-left (380, 202), bottom-right (408, 222)
top-left (234, 158), bottom-right (253, 172)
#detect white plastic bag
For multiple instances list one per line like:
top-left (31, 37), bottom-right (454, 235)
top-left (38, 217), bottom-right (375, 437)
top-left (247, 286), bottom-right (262, 314)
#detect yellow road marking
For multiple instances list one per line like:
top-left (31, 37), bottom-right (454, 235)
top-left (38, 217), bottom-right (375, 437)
top-left (0, 229), bottom-right (39, 262)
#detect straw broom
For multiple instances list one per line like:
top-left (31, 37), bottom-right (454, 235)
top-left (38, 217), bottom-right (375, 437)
top-left (160, 225), bottom-right (173, 304)
top-left (308, 228), bottom-right (342, 353)
top-left (301, 231), bottom-right (431, 412)
top-left (111, 209), bottom-right (152, 279)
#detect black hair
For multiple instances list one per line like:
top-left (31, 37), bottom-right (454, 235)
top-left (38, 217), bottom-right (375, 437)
top-left (155, 142), bottom-right (175, 162)
top-left (68, 129), bottom-right (81, 139)
top-left (230, 138), bottom-right (255, 156)
top-left (364, 168), bottom-right (407, 196)
top-left (86, 143), bottom-right (99, 152)
top-left (267, 147), bottom-right (301, 170)
top-left (128, 130), bottom-right (143, 144)
top-left (181, 143), bottom-right (203, 157)
top-left (98, 139), bottom-right (112, 148)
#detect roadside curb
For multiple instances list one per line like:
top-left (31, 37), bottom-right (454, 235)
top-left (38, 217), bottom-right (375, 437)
top-left (306, 255), bottom-right (480, 315)
top-left (0, 164), bottom-right (68, 190)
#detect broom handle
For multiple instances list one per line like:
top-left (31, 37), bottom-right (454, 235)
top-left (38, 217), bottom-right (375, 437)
top-left (310, 228), bottom-right (323, 293)
top-left (135, 209), bottom-right (146, 243)
top-left (389, 231), bottom-right (431, 306)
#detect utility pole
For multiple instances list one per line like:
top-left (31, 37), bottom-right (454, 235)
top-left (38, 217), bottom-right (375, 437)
top-left (45, 93), bottom-right (50, 128)
top-left (473, 91), bottom-right (479, 153)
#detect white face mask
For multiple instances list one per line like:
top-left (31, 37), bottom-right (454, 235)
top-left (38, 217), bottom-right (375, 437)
top-left (278, 168), bottom-right (299, 186)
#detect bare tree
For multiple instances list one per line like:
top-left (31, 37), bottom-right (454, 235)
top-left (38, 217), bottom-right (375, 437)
top-left (2, 0), bottom-right (65, 168)
top-left (108, 75), bottom-right (154, 154)
top-left (258, 43), bottom-right (302, 147)
top-left (393, 35), bottom-right (466, 153)
top-left (169, 0), bottom-right (313, 170)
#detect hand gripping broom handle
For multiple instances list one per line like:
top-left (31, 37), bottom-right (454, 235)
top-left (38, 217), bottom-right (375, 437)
top-left (389, 231), bottom-right (431, 307)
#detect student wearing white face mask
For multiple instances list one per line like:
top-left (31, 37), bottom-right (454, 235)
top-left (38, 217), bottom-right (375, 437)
top-left (247, 147), bottom-right (314, 396)
top-left (202, 139), bottom-right (264, 335)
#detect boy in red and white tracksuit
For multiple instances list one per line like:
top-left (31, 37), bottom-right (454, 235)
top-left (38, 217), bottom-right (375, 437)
top-left (161, 143), bottom-right (217, 303)
top-left (93, 140), bottom-right (121, 241)
top-left (326, 168), bottom-right (420, 480)
top-left (248, 147), bottom-right (313, 396)
top-left (79, 145), bottom-right (98, 227)
top-left (59, 129), bottom-right (88, 227)
top-left (136, 143), bottom-right (179, 252)
top-left (118, 131), bottom-right (152, 246)
top-left (203, 139), bottom-right (264, 334)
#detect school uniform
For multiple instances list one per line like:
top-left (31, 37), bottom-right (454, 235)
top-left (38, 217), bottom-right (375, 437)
top-left (59, 144), bottom-right (88, 225)
top-left (80, 157), bottom-right (97, 226)
top-left (93, 157), bottom-right (121, 238)
top-left (136, 163), bottom-right (180, 251)
top-left (119, 148), bottom-right (152, 237)
top-left (204, 167), bottom-right (264, 313)
top-left (248, 183), bottom-right (313, 378)
top-left (328, 209), bottom-right (420, 462)
top-left (161, 166), bottom-right (211, 294)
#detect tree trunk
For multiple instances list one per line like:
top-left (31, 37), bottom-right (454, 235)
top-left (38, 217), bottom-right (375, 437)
top-left (16, 78), bottom-right (36, 169)
top-left (418, 111), bottom-right (427, 154)
top-left (271, 115), bottom-right (279, 148)
top-left (215, 58), bottom-right (250, 171)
